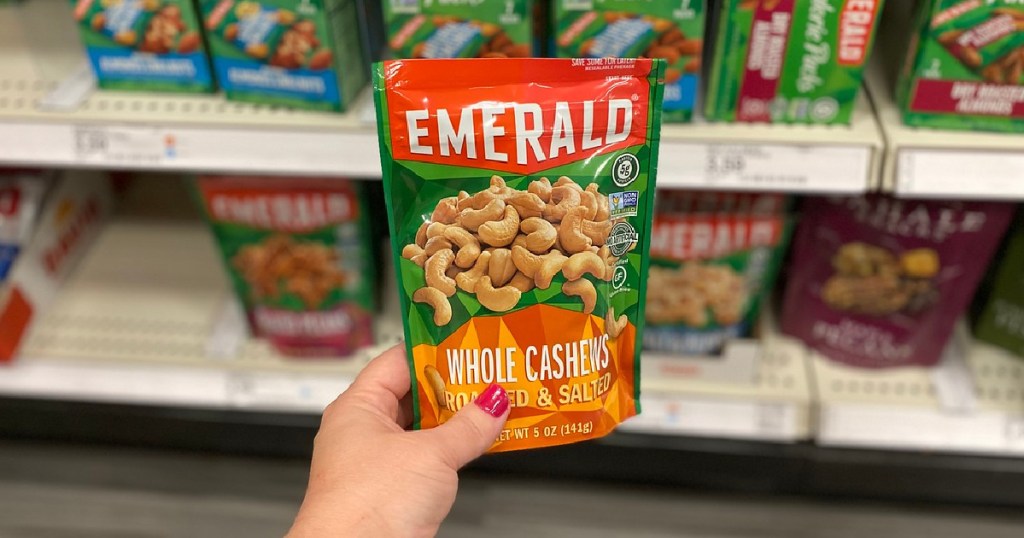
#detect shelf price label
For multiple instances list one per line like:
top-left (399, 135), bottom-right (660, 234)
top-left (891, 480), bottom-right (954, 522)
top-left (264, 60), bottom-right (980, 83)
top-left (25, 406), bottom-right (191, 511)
top-left (73, 125), bottom-right (172, 166)
top-left (662, 142), bottom-right (872, 193)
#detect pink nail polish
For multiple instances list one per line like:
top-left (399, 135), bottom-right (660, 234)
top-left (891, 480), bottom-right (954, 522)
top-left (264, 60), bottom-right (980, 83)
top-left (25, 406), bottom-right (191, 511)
top-left (474, 383), bottom-right (509, 417)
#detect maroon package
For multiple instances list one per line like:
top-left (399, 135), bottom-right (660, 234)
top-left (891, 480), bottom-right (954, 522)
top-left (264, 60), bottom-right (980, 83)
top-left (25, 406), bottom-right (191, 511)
top-left (781, 196), bottom-right (1013, 369)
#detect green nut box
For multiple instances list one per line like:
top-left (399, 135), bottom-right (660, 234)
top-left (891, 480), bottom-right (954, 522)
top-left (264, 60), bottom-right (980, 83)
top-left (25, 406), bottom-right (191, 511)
top-left (200, 0), bottom-right (367, 111)
top-left (898, 1), bottom-right (1024, 132)
top-left (382, 0), bottom-right (539, 59)
top-left (71, 0), bottom-right (215, 93)
top-left (706, 0), bottom-right (884, 124)
top-left (974, 212), bottom-right (1024, 358)
top-left (553, 0), bottom-right (705, 122)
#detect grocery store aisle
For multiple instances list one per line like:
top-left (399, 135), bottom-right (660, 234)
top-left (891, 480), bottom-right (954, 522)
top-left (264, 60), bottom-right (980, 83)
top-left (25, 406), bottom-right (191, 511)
top-left (0, 441), bottom-right (1022, 538)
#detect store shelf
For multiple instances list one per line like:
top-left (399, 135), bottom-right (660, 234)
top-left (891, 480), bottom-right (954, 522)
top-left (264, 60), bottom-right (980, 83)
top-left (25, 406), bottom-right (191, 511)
top-left (868, 66), bottom-right (1024, 200)
top-left (0, 5), bottom-right (881, 192)
top-left (812, 327), bottom-right (1024, 455)
top-left (0, 213), bottom-right (813, 441)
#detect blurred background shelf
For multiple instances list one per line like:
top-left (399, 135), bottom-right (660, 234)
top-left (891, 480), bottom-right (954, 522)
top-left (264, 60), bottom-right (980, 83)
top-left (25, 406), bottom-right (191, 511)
top-left (0, 4), bottom-right (881, 193)
top-left (867, 66), bottom-right (1024, 200)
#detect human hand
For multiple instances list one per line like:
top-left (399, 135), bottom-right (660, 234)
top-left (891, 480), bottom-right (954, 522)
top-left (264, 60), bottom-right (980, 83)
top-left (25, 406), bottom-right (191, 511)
top-left (287, 343), bottom-right (510, 537)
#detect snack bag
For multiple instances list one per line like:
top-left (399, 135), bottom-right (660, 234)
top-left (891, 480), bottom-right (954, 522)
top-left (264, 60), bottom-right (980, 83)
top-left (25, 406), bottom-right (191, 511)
top-left (382, 0), bottom-right (538, 59)
top-left (645, 192), bottom-right (791, 355)
top-left (974, 212), bottom-right (1024, 358)
top-left (201, 0), bottom-right (367, 111)
top-left (374, 58), bottom-right (665, 451)
top-left (71, 0), bottom-right (215, 93)
top-left (898, 2), bottom-right (1024, 132)
top-left (706, 0), bottom-right (884, 124)
top-left (553, 0), bottom-right (704, 122)
top-left (781, 196), bottom-right (1013, 369)
top-left (196, 176), bottom-right (375, 357)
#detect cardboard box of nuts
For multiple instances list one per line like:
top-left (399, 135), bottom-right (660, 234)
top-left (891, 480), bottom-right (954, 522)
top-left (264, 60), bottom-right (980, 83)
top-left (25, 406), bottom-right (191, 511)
top-left (382, 0), bottom-right (539, 58)
top-left (196, 176), bottom-right (376, 358)
top-left (706, 0), bottom-right (883, 124)
top-left (200, 0), bottom-right (367, 111)
top-left (553, 0), bottom-right (705, 123)
top-left (645, 192), bottom-right (791, 356)
top-left (898, 1), bottom-right (1024, 132)
top-left (71, 0), bottom-right (215, 93)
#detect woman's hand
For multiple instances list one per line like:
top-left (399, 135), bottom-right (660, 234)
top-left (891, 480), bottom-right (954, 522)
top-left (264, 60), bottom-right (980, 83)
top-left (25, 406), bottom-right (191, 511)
top-left (288, 343), bottom-right (510, 537)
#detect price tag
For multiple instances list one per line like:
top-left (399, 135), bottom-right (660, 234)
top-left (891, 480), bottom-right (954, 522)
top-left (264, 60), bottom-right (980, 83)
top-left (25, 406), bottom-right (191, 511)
top-left (73, 125), bottom-right (171, 165)
top-left (1006, 418), bottom-right (1024, 452)
top-left (662, 143), bottom-right (871, 193)
top-left (898, 149), bottom-right (1024, 199)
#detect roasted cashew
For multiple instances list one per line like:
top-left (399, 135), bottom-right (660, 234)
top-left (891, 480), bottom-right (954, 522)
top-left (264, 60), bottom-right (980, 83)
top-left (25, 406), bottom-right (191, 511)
top-left (519, 217), bottom-right (557, 253)
top-left (512, 233), bottom-right (530, 250)
top-left (415, 222), bottom-right (429, 248)
top-left (413, 287), bottom-right (452, 325)
top-left (509, 271), bottom-right (535, 293)
top-left (558, 206), bottom-right (594, 254)
top-left (478, 205), bottom-right (520, 247)
top-left (586, 183), bottom-right (610, 221)
top-left (446, 265), bottom-right (461, 280)
top-left (458, 189), bottom-right (501, 211)
top-left (426, 222), bottom-right (448, 238)
top-left (425, 248), bottom-right (457, 297)
top-left (528, 177), bottom-right (552, 202)
top-left (487, 248), bottom-right (517, 287)
top-left (606, 306), bottom-right (628, 337)
top-left (562, 251), bottom-right (605, 281)
top-left (476, 276), bottom-right (522, 312)
top-left (544, 186), bottom-right (581, 222)
top-left (598, 245), bottom-right (617, 281)
top-left (582, 219), bottom-right (612, 246)
top-left (455, 251), bottom-right (490, 293)
top-left (579, 190), bottom-right (599, 220)
top-left (562, 279), bottom-right (596, 314)
top-left (535, 251), bottom-right (568, 289)
top-left (402, 244), bottom-right (425, 264)
top-left (444, 226), bottom-right (481, 268)
top-left (458, 199), bottom-right (505, 231)
top-left (431, 196), bottom-right (459, 224)
top-left (554, 176), bottom-right (583, 191)
top-left (424, 236), bottom-right (453, 256)
top-left (511, 245), bottom-right (542, 277)
top-left (508, 192), bottom-right (546, 219)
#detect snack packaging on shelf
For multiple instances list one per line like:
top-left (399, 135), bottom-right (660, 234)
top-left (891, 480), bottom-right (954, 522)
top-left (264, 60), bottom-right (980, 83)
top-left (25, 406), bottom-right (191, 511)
top-left (645, 192), bottom-right (792, 356)
top-left (552, 0), bottom-right (705, 122)
top-left (705, 0), bottom-right (883, 124)
top-left (71, 0), bottom-right (215, 93)
top-left (897, 1), bottom-right (1024, 132)
top-left (0, 171), bottom-right (52, 284)
top-left (374, 58), bottom-right (665, 451)
top-left (0, 172), bottom-right (114, 362)
top-left (974, 212), bottom-right (1024, 357)
top-left (382, 0), bottom-right (539, 59)
top-left (200, 0), bottom-right (367, 111)
top-left (781, 196), bottom-right (1013, 369)
top-left (195, 176), bottom-right (376, 357)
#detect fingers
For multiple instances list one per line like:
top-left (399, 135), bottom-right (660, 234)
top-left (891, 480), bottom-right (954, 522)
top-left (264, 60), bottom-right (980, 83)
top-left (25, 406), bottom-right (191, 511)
top-left (416, 383), bottom-right (510, 469)
top-left (336, 343), bottom-right (411, 424)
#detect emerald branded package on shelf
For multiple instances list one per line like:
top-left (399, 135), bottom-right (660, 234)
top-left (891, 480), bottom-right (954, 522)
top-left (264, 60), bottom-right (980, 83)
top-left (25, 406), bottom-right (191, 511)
top-left (373, 58), bottom-right (664, 451)
top-left (645, 192), bottom-right (791, 356)
top-left (898, 1), bottom-right (1024, 132)
top-left (553, 0), bottom-right (705, 122)
top-left (196, 176), bottom-right (376, 357)
top-left (974, 213), bottom-right (1024, 358)
top-left (201, 0), bottom-right (367, 111)
top-left (706, 0), bottom-right (884, 124)
top-left (71, 0), bottom-right (215, 92)
top-left (382, 0), bottom-right (538, 59)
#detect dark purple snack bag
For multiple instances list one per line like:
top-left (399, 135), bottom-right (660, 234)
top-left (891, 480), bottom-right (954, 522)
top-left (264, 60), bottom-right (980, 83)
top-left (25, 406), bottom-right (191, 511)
top-left (781, 196), bottom-right (1013, 369)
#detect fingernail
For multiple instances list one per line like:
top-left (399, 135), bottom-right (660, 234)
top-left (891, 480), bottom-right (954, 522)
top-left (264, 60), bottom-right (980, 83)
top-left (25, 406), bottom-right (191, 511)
top-left (474, 383), bottom-right (509, 418)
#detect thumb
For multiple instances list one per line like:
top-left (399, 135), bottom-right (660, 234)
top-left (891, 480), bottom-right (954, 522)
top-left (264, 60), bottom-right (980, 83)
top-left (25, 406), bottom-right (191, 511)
top-left (422, 383), bottom-right (510, 469)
